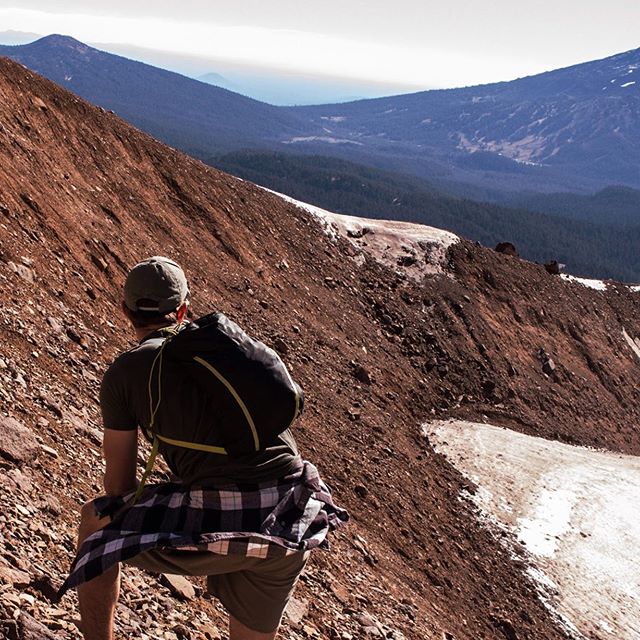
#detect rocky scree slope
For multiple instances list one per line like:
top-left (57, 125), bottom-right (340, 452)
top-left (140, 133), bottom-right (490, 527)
top-left (0, 58), bottom-right (639, 639)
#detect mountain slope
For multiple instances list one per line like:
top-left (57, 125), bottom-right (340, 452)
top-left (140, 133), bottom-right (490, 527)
top-left (288, 48), bottom-right (640, 192)
top-left (1, 57), bottom-right (640, 639)
top-left (0, 34), bottom-right (313, 156)
top-left (3, 36), bottom-right (640, 196)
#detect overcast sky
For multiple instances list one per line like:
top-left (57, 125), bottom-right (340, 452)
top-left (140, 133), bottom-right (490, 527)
top-left (1, 1), bottom-right (639, 89)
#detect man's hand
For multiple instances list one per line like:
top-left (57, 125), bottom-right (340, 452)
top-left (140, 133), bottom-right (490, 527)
top-left (102, 429), bottom-right (138, 496)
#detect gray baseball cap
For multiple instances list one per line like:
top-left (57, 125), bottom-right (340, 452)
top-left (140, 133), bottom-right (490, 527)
top-left (124, 256), bottom-right (189, 313)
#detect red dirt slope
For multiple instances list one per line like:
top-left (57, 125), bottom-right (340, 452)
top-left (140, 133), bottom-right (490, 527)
top-left (1, 57), bottom-right (638, 639)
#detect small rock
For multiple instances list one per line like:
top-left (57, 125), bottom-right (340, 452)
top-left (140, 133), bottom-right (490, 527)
top-left (350, 361), bottom-right (373, 385)
top-left (31, 574), bottom-right (60, 602)
top-left (0, 417), bottom-right (39, 465)
top-left (17, 612), bottom-right (58, 640)
top-left (39, 444), bottom-right (59, 458)
top-left (7, 261), bottom-right (34, 282)
top-left (544, 260), bottom-right (561, 275)
top-left (542, 359), bottom-right (556, 375)
top-left (172, 622), bottom-right (193, 639)
top-left (32, 96), bottom-right (48, 111)
top-left (272, 337), bottom-right (289, 355)
top-left (354, 485), bottom-right (368, 499)
top-left (46, 316), bottom-right (65, 335)
top-left (284, 596), bottom-right (309, 625)
top-left (494, 242), bottom-right (518, 256)
top-left (493, 618), bottom-right (518, 640)
top-left (0, 561), bottom-right (31, 588)
top-left (160, 574), bottom-right (195, 600)
top-left (356, 613), bottom-right (385, 637)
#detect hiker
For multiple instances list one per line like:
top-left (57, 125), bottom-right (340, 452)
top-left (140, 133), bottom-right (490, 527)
top-left (63, 256), bottom-right (348, 640)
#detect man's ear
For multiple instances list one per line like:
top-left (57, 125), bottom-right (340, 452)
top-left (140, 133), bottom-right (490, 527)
top-left (176, 301), bottom-right (189, 322)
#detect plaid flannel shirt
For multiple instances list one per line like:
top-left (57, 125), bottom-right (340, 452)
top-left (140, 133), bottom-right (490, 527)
top-left (59, 461), bottom-right (348, 596)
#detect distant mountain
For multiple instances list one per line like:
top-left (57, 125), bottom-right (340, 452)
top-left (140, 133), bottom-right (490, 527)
top-left (286, 48), bottom-right (640, 193)
top-left (3, 35), bottom-right (639, 197)
top-left (214, 151), bottom-right (640, 281)
top-left (198, 71), bottom-right (236, 91)
top-left (90, 41), bottom-right (418, 106)
top-left (0, 35), bottom-right (314, 156)
top-left (0, 30), bottom-right (40, 45)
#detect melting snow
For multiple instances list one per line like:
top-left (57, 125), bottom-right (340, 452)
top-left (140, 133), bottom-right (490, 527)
top-left (427, 420), bottom-right (640, 640)
top-left (622, 328), bottom-right (640, 360)
top-left (263, 188), bottom-right (458, 279)
top-left (560, 274), bottom-right (607, 291)
top-left (282, 136), bottom-right (363, 146)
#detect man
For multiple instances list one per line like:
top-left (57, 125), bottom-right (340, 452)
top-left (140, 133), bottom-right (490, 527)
top-left (66, 256), bottom-right (347, 640)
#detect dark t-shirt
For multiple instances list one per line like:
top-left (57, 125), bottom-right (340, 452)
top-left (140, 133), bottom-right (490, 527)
top-left (99, 328), bottom-right (300, 486)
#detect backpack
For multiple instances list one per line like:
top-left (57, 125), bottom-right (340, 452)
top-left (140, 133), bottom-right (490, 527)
top-left (136, 312), bottom-right (303, 498)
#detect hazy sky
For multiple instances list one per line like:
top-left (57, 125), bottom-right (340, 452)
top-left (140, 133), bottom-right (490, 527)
top-left (1, 1), bottom-right (639, 89)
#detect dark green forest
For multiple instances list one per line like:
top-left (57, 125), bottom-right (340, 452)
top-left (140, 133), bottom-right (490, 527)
top-left (212, 151), bottom-right (640, 283)
top-left (504, 186), bottom-right (640, 227)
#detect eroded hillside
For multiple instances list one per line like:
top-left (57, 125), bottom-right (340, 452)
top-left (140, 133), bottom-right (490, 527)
top-left (1, 57), bottom-right (639, 640)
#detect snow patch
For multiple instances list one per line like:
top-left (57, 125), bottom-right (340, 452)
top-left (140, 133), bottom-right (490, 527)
top-left (320, 116), bottom-right (346, 122)
top-left (282, 136), bottom-right (363, 146)
top-left (263, 188), bottom-right (458, 280)
top-left (622, 328), bottom-right (640, 360)
top-left (621, 81), bottom-right (636, 88)
top-left (517, 486), bottom-right (577, 557)
top-left (560, 274), bottom-right (607, 291)
top-left (427, 419), bottom-right (640, 640)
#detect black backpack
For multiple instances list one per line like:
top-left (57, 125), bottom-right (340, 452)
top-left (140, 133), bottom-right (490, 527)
top-left (136, 313), bottom-right (303, 497)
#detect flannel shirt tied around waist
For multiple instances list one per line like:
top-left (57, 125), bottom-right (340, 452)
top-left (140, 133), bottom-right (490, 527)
top-left (59, 460), bottom-right (348, 597)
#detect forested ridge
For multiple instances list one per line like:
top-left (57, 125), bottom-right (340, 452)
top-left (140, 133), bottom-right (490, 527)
top-left (213, 151), bottom-right (640, 282)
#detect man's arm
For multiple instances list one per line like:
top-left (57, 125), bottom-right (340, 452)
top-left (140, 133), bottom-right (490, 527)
top-left (102, 429), bottom-right (138, 496)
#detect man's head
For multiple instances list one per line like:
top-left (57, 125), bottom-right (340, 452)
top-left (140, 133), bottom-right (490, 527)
top-left (123, 256), bottom-right (190, 329)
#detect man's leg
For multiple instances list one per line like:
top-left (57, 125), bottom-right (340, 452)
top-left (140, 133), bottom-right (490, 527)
top-left (229, 614), bottom-right (278, 640)
top-left (76, 501), bottom-right (119, 640)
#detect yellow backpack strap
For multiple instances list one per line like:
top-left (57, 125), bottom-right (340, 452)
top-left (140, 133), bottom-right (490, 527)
top-left (134, 436), bottom-right (160, 501)
top-left (155, 433), bottom-right (227, 454)
top-left (133, 332), bottom-right (171, 501)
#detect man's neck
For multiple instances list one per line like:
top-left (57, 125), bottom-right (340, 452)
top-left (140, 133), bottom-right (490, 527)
top-left (135, 323), bottom-right (174, 342)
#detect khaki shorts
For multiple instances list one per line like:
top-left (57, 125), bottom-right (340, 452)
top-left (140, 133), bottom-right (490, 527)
top-left (126, 549), bottom-right (310, 633)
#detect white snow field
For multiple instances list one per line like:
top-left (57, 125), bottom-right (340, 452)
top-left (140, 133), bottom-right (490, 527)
top-left (426, 420), bottom-right (640, 640)
top-left (268, 189), bottom-right (459, 279)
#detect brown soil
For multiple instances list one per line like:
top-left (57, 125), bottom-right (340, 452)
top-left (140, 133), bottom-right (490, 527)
top-left (0, 57), bottom-right (638, 639)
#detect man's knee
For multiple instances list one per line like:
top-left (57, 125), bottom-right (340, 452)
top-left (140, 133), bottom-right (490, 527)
top-left (78, 500), bottom-right (105, 547)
